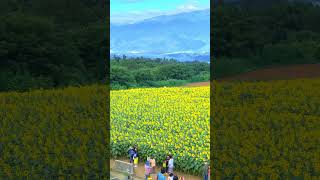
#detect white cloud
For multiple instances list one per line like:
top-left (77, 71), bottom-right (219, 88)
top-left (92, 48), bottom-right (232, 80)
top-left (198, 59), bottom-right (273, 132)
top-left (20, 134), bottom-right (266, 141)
top-left (111, 0), bottom-right (208, 24)
top-left (111, 10), bottom-right (165, 24)
top-left (177, 0), bottom-right (203, 11)
top-left (177, 4), bottom-right (198, 11)
top-left (118, 0), bottom-right (145, 3)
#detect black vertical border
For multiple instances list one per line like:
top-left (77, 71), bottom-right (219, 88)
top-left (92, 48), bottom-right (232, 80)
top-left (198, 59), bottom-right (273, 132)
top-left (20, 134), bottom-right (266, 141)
top-left (210, 0), bottom-right (215, 179)
top-left (106, 0), bottom-right (111, 178)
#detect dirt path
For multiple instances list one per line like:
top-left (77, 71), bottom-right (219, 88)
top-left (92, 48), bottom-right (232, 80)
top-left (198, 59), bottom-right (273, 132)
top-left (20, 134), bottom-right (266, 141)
top-left (110, 159), bottom-right (201, 180)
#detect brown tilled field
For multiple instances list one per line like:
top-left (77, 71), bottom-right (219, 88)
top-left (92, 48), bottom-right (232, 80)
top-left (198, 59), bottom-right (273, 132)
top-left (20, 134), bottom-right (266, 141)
top-left (184, 64), bottom-right (320, 86)
top-left (219, 64), bottom-right (320, 81)
top-left (184, 81), bottom-right (210, 87)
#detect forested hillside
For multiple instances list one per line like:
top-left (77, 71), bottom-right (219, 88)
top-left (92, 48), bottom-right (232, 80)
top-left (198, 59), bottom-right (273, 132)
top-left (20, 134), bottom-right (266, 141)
top-left (111, 56), bottom-right (209, 89)
top-left (213, 0), bottom-right (320, 78)
top-left (0, 0), bottom-right (107, 92)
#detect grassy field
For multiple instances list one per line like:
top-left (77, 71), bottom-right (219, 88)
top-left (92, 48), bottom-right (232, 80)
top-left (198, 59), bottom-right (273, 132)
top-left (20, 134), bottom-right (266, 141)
top-left (211, 78), bottom-right (320, 179)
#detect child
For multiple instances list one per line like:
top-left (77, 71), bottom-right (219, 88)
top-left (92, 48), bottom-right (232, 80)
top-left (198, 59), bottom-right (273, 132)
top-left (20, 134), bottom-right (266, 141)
top-left (168, 173), bottom-right (174, 180)
top-left (133, 152), bottom-right (139, 167)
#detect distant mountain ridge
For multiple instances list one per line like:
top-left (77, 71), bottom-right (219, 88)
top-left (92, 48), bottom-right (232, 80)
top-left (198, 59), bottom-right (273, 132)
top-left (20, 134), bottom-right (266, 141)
top-left (213, 0), bottom-right (320, 5)
top-left (110, 9), bottom-right (210, 62)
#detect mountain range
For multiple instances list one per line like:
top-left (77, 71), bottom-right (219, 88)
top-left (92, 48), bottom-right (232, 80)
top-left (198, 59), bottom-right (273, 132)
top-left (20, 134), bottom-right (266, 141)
top-left (213, 0), bottom-right (320, 5)
top-left (110, 0), bottom-right (320, 62)
top-left (110, 9), bottom-right (210, 62)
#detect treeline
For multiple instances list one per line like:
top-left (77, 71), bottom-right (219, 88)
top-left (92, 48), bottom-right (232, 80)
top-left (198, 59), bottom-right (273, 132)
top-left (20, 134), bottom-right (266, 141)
top-left (111, 56), bottom-right (210, 89)
top-left (213, 1), bottom-right (320, 78)
top-left (0, 0), bottom-right (107, 92)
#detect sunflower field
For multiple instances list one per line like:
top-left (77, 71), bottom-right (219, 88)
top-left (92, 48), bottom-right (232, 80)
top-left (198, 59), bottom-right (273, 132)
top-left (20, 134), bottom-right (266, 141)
top-left (211, 79), bottom-right (320, 179)
top-left (110, 87), bottom-right (210, 175)
top-left (0, 85), bottom-right (109, 178)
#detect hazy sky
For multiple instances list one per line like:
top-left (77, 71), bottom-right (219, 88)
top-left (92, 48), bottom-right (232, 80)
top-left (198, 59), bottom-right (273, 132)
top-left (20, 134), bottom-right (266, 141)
top-left (111, 0), bottom-right (210, 24)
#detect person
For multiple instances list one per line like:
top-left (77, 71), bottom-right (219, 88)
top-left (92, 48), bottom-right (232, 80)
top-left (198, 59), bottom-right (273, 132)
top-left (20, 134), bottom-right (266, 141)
top-left (133, 152), bottom-right (139, 167)
top-left (134, 144), bottom-right (138, 153)
top-left (162, 160), bottom-right (167, 172)
top-left (168, 155), bottom-right (174, 174)
top-left (208, 165), bottom-right (210, 179)
top-left (145, 161), bottom-right (152, 180)
top-left (128, 146), bottom-right (135, 163)
top-left (156, 168), bottom-right (166, 180)
top-left (168, 173), bottom-right (174, 180)
top-left (150, 156), bottom-right (156, 174)
top-left (178, 176), bottom-right (184, 180)
top-left (203, 162), bottom-right (209, 180)
top-left (165, 155), bottom-right (170, 173)
top-left (173, 175), bottom-right (179, 180)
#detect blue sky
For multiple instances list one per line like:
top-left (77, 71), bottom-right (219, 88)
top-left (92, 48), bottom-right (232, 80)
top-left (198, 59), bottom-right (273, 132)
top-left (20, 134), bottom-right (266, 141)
top-left (111, 0), bottom-right (210, 24)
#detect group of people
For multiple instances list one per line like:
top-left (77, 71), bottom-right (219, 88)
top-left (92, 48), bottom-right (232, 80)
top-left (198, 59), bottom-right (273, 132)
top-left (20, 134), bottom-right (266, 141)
top-left (162, 155), bottom-right (174, 174)
top-left (128, 146), bottom-right (209, 180)
top-left (144, 154), bottom-right (175, 180)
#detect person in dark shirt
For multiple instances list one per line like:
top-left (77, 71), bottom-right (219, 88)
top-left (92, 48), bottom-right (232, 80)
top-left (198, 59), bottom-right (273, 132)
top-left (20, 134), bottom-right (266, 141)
top-left (165, 155), bottom-right (170, 173)
top-left (128, 146), bottom-right (135, 163)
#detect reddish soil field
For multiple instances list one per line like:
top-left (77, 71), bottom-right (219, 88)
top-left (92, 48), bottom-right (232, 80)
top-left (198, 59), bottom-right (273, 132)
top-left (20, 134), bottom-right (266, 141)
top-left (219, 64), bottom-right (320, 81)
top-left (183, 64), bottom-right (320, 86)
top-left (184, 81), bottom-right (210, 87)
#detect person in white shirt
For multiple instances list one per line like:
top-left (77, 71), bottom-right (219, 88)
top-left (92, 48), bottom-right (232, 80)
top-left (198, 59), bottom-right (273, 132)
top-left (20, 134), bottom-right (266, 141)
top-left (168, 155), bottom-right (174, 173)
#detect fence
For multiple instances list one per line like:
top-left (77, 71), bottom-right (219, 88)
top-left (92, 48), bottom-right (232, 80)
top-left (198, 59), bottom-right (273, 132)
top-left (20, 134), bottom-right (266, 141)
top-left (112, 160), bottom-right (134, 180)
